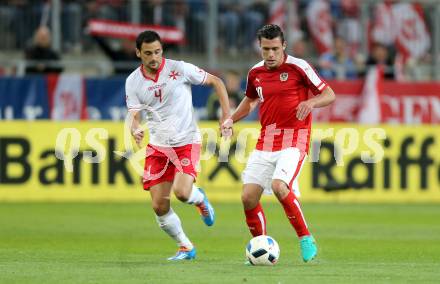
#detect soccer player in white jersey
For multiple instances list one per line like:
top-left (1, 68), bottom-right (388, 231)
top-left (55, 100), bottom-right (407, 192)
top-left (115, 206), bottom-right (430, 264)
top-left (229, 25), bottom-right (335, 263)
top-left (125, 31), bottom-right (232, 261)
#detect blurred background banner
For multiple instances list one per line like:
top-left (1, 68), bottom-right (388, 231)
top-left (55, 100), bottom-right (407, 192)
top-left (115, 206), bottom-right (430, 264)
top-left (314, 79), bottom-right (440, 123)
top-left (1, 77), bottom-right (439, 123)
top-left (0, 121), bottom-right (439, 203)
top-left (88, 19), bottom-right (185, 43)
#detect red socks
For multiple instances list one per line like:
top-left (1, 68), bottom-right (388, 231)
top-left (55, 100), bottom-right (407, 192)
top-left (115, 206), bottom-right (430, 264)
top-left (244, 192), bottom-right (310, 238)
top-left (280, 191), bottom-right (310, 237)
top-left (244, 203), bottom-right (266, 237)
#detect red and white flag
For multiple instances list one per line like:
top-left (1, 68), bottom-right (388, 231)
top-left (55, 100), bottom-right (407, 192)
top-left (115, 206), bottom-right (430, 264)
top-left (370, 2), bottom-right (397, 46)
top-left (47, 74), bottom-right (87, 120)
top-left (370, 2), bottom-right (430, 61)
top-left (306, 0), bottom-right (333, 54)
top-left (357, 66), bottom-right (383, 124)
top-left (268, 0), bottom-right (286, 27)
top-left (393, 3), bottom-right (430, 61)
top-left (268, 0), bottom-right (302, 41)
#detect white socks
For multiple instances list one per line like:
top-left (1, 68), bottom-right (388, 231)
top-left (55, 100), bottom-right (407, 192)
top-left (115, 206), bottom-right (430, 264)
top-left (186, 185), bottom-right (204, 205)
top-left (155, 208), bottom-right (193, 249)
top-left (155, 185), bottom-right (205, 249)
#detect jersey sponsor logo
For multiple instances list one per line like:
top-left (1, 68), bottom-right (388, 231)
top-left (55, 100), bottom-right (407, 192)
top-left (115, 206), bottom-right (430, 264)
top-left (280, 72), bottom-right (289, 82)
top-left (148, 82), bottom-right (166, 91)
top-left (168, 70), bottom-right (181, 80)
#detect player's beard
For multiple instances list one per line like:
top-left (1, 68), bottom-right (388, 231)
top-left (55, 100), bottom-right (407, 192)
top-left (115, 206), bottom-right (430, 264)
top-left (145, 60), bottom-right (160, 72)
top-left (265, 60), bottom-right (275, 68)
top-left (265, 58), bottom-right (280, 69)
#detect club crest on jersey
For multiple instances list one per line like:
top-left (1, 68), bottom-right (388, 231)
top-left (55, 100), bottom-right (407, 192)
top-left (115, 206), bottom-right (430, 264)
top-left (168, 70), bottom-right (181, 80)
top-left (280, 72), bottom-right (288, 82)
top-left (181, 158), bottom-right (191, 166)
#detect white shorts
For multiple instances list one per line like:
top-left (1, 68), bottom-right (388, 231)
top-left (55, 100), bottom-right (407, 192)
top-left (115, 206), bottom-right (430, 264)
top-left (242, 147), bottom-right (306, 197)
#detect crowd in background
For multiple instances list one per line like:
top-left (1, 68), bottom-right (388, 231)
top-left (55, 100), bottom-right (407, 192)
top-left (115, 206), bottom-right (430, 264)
top-left (0, 0), bottom-right (436, 81)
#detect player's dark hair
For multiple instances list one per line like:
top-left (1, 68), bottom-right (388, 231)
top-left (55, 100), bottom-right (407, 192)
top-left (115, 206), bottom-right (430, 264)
top-left (257, 24), bottom-right (285, 43)
top-left (136, 30), bottom-right (162, 50)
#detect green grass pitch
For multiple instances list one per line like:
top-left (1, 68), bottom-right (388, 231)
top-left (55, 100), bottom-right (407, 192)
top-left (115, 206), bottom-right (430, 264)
top-left (1, 202), bottom-right (440, 283)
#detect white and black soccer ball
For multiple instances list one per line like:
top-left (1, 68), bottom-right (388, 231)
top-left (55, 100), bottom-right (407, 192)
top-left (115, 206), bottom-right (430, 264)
top-left (246, 235), bottom-right (280, 266)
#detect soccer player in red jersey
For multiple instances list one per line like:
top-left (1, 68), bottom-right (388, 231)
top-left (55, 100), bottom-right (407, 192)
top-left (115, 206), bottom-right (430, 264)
top-left (228, 24), bottom-right (335, 262)
top-left (127, 31), bottom-right (232, 261)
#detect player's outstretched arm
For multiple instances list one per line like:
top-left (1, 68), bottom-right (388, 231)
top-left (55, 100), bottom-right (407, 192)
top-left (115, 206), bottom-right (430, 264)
top-left (230, 96), bottom-right (259, 123)
top-left (296, 86), bottom-right (336, 121)
top-left (203, 73), bottom-right (233, 137)
top-left (203, 73), bottom-right (231, 122)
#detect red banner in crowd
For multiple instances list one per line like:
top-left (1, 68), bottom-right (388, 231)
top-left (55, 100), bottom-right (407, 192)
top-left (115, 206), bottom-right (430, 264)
top-left (314, 80), bottom-right (440, 124)
top-left (88, 19), bottom-right (185, 44)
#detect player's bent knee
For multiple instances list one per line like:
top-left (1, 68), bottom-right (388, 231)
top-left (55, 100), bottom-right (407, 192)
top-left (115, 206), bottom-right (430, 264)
top-left (241, 191), bottom-right (259, 209)
top-left (172, 187), bottom-right (189, 202)
top-left (152, 202), bottom-right (170, 216)
top-left (272, 180), bottom-right (289, 200)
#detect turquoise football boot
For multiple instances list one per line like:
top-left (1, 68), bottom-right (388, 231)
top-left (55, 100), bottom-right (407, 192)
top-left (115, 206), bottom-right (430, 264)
top-left (300, 235), bottom-right (317, 262)
top-left (167, 247), bottom-right (196, 261)
top-left (196, 188), bottom-right (215, 226)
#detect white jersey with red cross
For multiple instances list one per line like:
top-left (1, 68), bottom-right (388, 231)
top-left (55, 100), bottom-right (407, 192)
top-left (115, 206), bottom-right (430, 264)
top-left (125, 58), bottom-right (207, 147)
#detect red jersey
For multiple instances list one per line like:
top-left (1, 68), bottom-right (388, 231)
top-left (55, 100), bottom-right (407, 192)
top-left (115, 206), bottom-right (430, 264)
top-left (245, 54), bottom-right (328, 152)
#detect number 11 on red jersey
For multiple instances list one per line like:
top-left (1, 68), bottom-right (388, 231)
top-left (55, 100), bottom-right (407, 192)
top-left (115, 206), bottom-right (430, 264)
top-left (256, 86), bottom-right (264, 102)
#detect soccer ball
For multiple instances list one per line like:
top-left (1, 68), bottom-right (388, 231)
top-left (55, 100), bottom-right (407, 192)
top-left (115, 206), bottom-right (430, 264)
top-left (246, 235), bottom-right (280, 266)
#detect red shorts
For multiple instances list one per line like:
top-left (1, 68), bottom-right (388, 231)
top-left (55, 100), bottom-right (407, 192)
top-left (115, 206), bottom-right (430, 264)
top-left (142, 143), bottom-right (201, 190)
